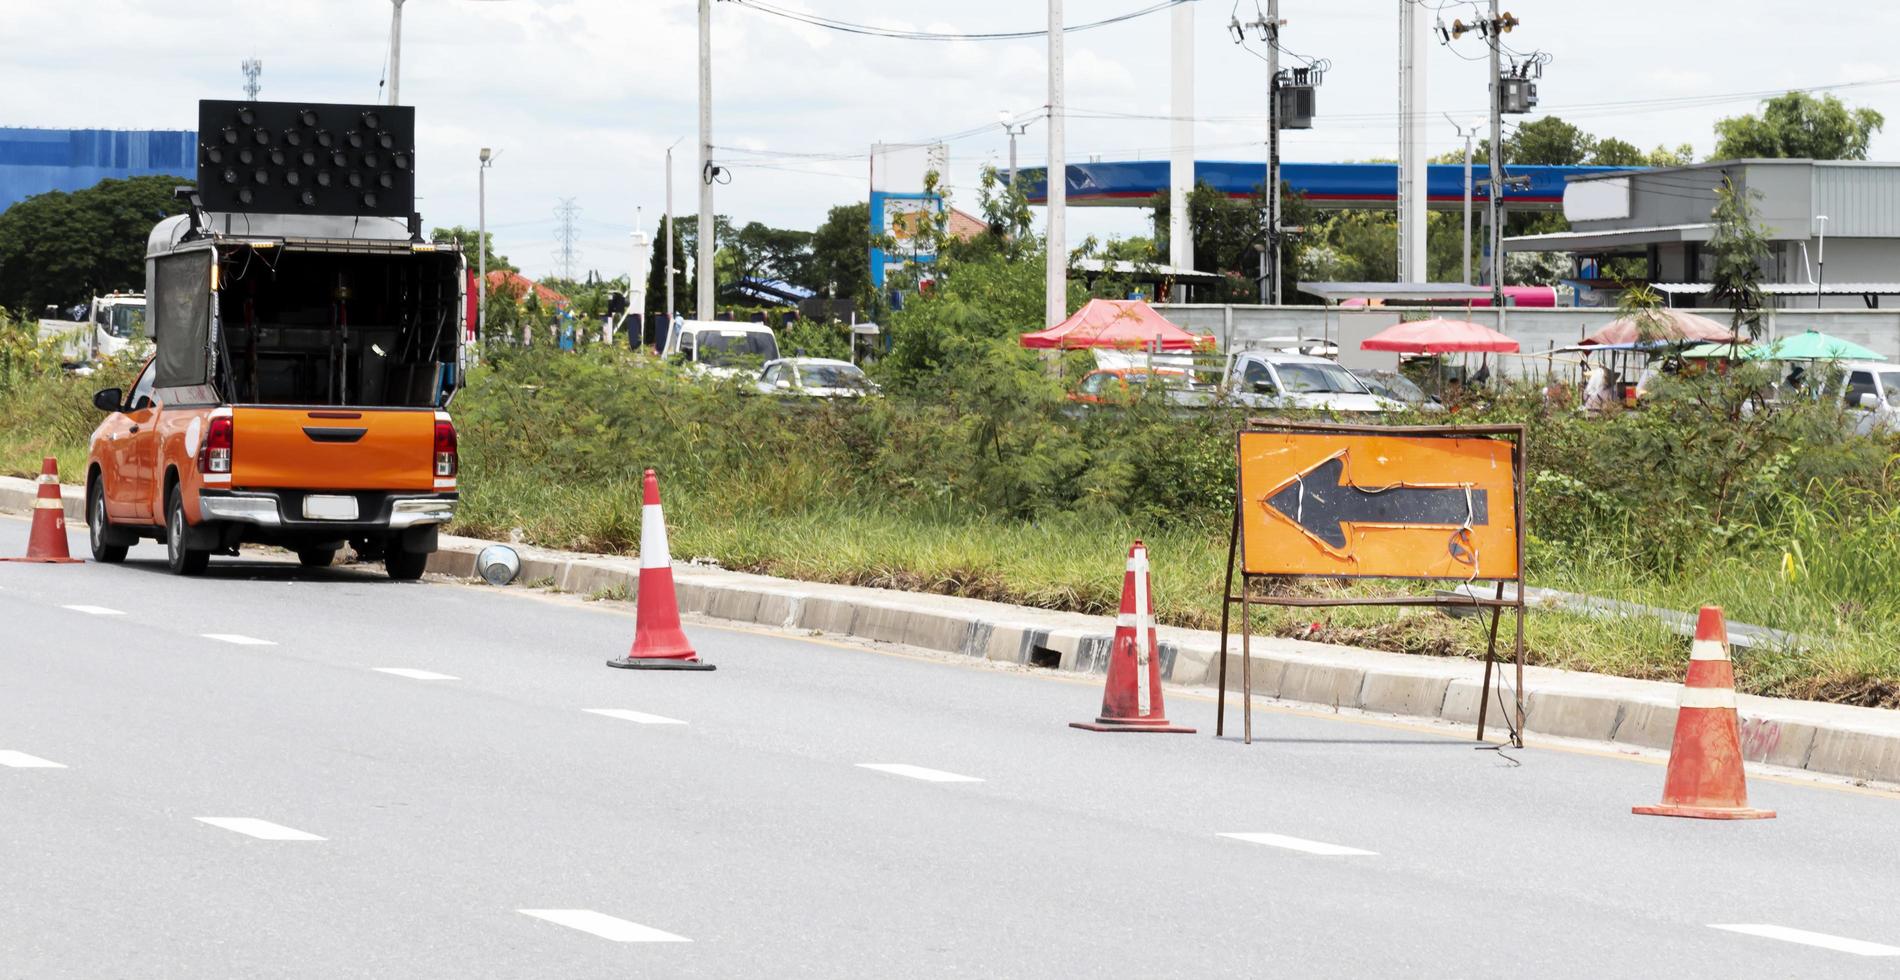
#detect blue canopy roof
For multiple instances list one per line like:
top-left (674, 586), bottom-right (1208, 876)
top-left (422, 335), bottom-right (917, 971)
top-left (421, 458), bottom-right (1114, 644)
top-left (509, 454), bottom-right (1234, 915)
top-left (1019, 161), bottom-right (1638, 212)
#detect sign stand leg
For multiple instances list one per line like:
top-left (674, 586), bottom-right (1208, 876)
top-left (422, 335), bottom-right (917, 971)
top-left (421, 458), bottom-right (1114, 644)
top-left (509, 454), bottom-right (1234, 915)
top-left (1476, 580), bottom-right (1504, 742)
top-left (1216, 505), bottom-right (1240, 738)
top-left (1513, 598), bottom-right (1527, 748)
top-left (1240, 574), bottom-right (1254, 745)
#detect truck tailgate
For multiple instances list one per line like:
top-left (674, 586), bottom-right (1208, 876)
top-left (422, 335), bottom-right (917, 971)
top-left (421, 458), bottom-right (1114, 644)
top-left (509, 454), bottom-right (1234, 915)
top-left (230, 407), bottom-right (440, 491)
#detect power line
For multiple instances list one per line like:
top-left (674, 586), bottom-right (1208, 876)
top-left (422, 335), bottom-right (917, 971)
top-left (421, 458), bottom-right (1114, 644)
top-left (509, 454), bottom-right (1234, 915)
top-left (722, 0), bottom-right (1188, 41)
top-left (552, 198), bottom-right (582, 281)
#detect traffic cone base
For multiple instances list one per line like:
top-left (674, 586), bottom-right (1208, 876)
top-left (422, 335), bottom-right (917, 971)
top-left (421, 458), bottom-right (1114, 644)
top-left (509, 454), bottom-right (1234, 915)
top-left (605, 658), bottom-right (716, 671)
top-left (4, 458), bottom-right (81, 563)
top-left (605, 469), bottom-right (714, 672)
top-left (1631, 803), bottom-right (1775, 820)
top-left (1071, 542), bottom-right (1194, 735)
top-left (1634, 606), bottom-right (1774, 820)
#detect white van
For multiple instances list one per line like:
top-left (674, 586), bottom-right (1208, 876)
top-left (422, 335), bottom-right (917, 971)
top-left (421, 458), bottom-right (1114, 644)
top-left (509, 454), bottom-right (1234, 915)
top-left (662, 319), bottom-right (781, 379)
top-left (1839, 361), bottom-right (1900, 435)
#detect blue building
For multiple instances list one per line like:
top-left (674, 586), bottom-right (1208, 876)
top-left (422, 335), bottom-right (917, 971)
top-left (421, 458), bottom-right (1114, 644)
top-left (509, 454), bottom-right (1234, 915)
top-left (0, 128), bottom-right (195, 211)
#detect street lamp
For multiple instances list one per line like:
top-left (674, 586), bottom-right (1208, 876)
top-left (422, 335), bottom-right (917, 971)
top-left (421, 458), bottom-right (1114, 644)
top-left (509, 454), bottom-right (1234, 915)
top-left (999, 109), bottom-right (1033, 190)
top-left (387, 0), bottom-right (407, 105)
top-left (478, 147), bottom-right (493, 346)
top-left (1816, 214), bottom-right (1830, 308)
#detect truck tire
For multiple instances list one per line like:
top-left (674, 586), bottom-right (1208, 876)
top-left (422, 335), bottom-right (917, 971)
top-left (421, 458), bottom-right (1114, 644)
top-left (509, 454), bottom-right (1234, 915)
top-left (165, 489), bottom-right (210, 576)
top-left (88, 479), bottom-right (129, 564)
top-left (297, 547), bottom-right (336, 568)
top-left (384, 547), bottom-right (428, 581)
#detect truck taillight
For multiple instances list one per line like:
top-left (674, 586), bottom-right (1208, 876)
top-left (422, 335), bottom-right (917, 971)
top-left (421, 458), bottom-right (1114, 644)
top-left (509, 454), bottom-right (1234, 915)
top-left (434, 420), bottom-right (458, 478)
top-left (198, 416), bottom-right (233, 474)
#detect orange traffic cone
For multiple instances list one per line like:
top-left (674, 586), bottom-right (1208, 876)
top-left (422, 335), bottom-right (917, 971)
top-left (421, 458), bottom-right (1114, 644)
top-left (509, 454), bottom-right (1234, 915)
top-left (1071, 541), bottom-right (1194, 733)
top-left (1634, 606), bottom-right (1774, 820)
top-left (2, 457), bottom-right (81, 564)
top-left (606, 469), bottom-right (714, 671)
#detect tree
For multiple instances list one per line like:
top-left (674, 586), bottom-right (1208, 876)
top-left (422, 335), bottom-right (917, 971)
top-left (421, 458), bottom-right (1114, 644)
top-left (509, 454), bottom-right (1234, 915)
top-left (0, 175), bottom-right (188, 313)
top-left (1708, 174), bottom-right (1770, 344)
top-left (1714, 91), bottom-right (1885, 160)
top-left (809, 202), bottom-right (871, 301)
top-left (1506, 116), bottom-right (1596, 166)
top-left (727, 221), bottom-right (814, 289)
top-left (430, 225), bottom-right (515, 273)
top-left (643, 217), bottom-right (694, 321)
top-left (1646, 143), bottom-right (1696, 167)
top-left (1588, 138), bottom-right (1647, 167)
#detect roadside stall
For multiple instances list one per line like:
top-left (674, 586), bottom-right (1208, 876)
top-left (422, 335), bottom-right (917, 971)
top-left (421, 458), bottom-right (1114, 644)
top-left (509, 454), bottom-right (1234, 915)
top-left (1020, 299), bottom-right (1216, 384)
top-left (1575, 310), bottom-right (1737, 408)
top-left (1359, 317), bottom-right (1519, 403)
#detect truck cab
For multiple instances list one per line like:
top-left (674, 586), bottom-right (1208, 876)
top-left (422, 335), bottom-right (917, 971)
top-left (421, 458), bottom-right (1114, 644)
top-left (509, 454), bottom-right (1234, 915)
top-left (662, 319), bottom-right (781, 379)
top-left (85, 210), bottom-right (466, 578)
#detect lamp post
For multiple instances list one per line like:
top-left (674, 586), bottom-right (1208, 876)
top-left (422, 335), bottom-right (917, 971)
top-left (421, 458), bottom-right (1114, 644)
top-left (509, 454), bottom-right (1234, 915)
top-left (1447, 115), bottom-right (1478, 285)
top-left (387, 0), bottom-right (406, 105)
top-left (1816, 214), bottom-right (1830, 308)
top-left (477, 146), bottom-right (492, 346)
top-left (999, 110), bottom-right (1032, 189)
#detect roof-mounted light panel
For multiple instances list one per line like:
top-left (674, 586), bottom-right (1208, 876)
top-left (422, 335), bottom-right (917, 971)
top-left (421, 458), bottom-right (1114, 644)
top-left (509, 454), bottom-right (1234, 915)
top-left (196, 100), bottom-right (414, 217)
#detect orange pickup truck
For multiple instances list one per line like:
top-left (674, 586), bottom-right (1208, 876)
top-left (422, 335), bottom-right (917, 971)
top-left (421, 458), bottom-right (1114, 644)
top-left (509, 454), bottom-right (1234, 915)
top-left (84, 210), bottom-right (465, 578)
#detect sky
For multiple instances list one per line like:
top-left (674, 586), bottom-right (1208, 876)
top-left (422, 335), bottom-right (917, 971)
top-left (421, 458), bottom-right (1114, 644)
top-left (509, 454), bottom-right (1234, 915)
top-left (7, 0), bottom-right (1900, 280)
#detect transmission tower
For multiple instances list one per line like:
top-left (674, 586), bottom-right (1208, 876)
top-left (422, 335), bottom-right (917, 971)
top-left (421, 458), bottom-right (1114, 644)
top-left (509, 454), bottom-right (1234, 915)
top-left (241, 58), bottom-right (263, 101)
top-left (553, 198), bottom-right (582, 281)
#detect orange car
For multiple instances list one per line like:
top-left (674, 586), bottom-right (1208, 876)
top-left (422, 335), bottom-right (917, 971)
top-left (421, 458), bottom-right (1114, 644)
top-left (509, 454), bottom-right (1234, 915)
top-left (84, 211), bottom-right (465, 578)
top-left (1068, 367), bottom-right (1190, 405)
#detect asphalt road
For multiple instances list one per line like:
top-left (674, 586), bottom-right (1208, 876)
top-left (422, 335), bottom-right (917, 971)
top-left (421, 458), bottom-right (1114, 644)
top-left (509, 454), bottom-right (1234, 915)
top-left (4, 516), bottom-right (1900, 978)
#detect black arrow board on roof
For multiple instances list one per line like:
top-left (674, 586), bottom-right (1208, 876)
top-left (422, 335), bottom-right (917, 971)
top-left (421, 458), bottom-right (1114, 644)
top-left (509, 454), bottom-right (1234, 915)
top-left (1263, 456), bottom-right (1488, 549)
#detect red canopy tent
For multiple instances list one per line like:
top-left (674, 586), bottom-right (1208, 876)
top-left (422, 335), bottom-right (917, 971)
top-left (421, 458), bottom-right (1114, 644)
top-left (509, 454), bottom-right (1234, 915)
top-left (1019, 299), bottom-right (1213, 351)
top-left (1361, 318), bottom-right (1520, 354)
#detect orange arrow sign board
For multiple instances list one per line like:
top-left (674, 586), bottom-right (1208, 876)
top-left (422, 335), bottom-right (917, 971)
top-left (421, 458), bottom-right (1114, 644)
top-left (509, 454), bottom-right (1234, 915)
top-left (1238, 430), bottom-right (1520, 580)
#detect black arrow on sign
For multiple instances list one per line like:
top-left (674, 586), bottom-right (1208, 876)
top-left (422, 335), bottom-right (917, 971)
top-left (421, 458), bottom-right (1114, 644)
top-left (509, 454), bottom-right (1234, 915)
top-left (1262, 456), bottom-right (1487, 550)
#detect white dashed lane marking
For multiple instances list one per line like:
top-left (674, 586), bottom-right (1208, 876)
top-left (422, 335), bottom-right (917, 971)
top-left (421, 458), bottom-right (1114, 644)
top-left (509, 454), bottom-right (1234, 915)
top-left (62, 604), bottom-right (123, 616)
top-left (518, 909), bottom-right (691, 943)
top-left (202, 634), bottom-right (275, 646)
top-left (857, 763), bottom-right (983, 783)
top-left (584, 709), bottom-right (686, 725)
top-left (372, 668), bottom-right (460, 681)
top-left (0, 751), bottom-right (66, 769)
top-left (1709, 924), bottom-right (1900, 956)
top-left (195, 818), bottom-right (326, 841)
top-left (1218, 832), bottom-right (1377, 856)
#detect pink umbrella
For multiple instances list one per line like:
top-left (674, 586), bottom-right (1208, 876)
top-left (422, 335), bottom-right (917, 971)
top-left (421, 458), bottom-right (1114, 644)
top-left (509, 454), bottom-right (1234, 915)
top-left (1581, 310), bottom-right (1736, 347)
top-left (1360, 318), bottom-right (1520, 354)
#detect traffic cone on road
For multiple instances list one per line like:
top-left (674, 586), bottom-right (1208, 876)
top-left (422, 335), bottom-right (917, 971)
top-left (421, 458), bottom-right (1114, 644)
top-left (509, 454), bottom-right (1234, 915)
top-left (606, 469), bottom-right (713, 671)
top-left (1070, 541), bottom-right (1193, 733)
top-left (1633, 606), bottom-right (1774, 820)
top-left (2, 457), bottom-right (81, 564)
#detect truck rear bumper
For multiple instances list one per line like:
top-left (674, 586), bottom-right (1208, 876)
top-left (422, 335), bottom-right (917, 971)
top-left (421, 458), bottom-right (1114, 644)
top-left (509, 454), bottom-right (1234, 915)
top-left (199, 489), bottom-right (457, 531)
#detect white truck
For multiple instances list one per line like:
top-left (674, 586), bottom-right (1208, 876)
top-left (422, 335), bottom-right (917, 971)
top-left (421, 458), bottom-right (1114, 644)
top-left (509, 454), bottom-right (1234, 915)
top-left (36, 293), bottom-right (147, 371)
top-left (1175, 350), bottom-right (1400, 413)
top-left (662, 319), bottom-right (781, 380)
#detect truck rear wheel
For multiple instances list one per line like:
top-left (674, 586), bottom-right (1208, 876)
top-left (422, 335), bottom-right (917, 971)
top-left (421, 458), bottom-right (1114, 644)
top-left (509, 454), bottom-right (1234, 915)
top-left (165, 490), bottom-right (209, 576)
top-left (384, 547), bottom-right (428, 581)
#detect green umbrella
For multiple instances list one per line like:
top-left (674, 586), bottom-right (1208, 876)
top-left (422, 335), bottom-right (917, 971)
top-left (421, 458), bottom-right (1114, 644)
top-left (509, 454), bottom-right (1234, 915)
top-left (1681, 342), bottom-right (1752, 360)
top-left (1749, 330), bottom-right (1885, 362)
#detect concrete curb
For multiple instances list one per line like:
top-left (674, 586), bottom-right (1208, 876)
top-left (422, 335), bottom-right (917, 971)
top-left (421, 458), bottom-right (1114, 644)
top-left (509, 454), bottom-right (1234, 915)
top-left (6, 473), bottom-right (1899, 787)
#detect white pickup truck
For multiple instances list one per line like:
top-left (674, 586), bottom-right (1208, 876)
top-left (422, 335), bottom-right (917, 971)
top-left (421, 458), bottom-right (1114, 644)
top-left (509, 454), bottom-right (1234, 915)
top-left (1175, 351), bottom-right (1400, 413)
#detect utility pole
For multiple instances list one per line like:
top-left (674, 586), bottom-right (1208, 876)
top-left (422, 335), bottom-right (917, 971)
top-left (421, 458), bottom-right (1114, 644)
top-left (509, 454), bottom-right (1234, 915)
top-left (1046, 0), bottom-right (1067, 328)
top-left (478, 147), bottom-right (492, 346)
top-left (1447, 115), bottom-right (1475, 284)
top-left (697, 0), bottom-right (716, 322)
top-left (241, 58), bottom-right (262, 101)
top-left (387, 0), bottom-right (406, 106)
top-left (1397, 0), bottom-right (1427, 284)
top-left (1486, 0), bottom-right (1503, 311)
top-left (999, 111), bottom-right (1031, 189)
top-left (665, 139), bottom-right (680, 336)
top-left (1168, 0), bottom-right (1194, 300)
top-left (1267, 0), bottom-right (1280, 305)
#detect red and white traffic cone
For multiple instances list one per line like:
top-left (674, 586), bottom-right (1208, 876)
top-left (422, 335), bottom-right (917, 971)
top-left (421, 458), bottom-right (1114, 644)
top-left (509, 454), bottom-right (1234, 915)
top-left (2, 457), bottom-right (81, 564)
top-left (1633, 606), bottom-right (1774, 820)
top-left (1071, 541), bottom-right (1193, 733)
top-left (606, 469), bottom-right (714, 671)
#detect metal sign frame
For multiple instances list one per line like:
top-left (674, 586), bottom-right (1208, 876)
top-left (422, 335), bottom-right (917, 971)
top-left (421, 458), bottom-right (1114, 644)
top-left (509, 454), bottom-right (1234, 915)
top-left (1217, 419), bottom-right (1528, 746)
